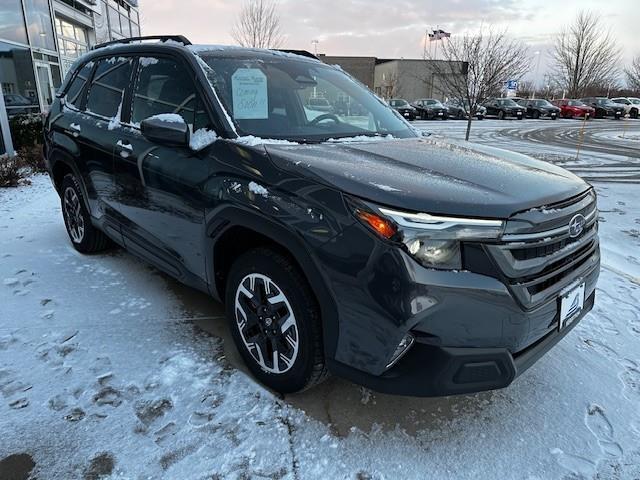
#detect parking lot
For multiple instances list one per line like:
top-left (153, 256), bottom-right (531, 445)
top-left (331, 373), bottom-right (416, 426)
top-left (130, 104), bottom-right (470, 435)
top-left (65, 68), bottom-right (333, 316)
top-left (1, 118), bottom-right (640, 479)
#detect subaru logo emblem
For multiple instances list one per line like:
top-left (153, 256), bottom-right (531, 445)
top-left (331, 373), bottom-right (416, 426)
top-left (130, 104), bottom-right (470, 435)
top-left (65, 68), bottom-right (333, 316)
top-left (568, 214), bottom-right (586, 238)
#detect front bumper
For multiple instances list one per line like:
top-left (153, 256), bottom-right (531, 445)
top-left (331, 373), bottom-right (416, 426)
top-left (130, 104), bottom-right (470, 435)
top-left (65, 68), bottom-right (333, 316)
top-left (328, 290), bottom-right (594, 396)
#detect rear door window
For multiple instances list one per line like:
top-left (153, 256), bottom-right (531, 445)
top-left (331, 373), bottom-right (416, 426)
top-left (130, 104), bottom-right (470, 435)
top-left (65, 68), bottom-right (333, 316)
top-left (130, 56), bottom-right (210, 130)
top-left (86, 56), bottom-right (133, 118)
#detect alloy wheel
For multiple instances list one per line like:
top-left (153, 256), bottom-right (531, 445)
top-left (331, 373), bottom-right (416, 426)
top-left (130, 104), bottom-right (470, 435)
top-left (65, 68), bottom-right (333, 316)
top-left (63, 186), bottom-right (85, 243)
top-left (234, 273), bottom-right (299, 374)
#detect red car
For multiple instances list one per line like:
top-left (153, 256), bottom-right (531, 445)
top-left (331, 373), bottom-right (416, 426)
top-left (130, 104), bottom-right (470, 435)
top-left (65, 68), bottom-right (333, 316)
top-left (552, 99), bottom-right (596, 119)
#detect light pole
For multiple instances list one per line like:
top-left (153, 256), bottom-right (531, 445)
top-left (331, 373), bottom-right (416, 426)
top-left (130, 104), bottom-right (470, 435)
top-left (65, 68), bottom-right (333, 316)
top-left (311, 39), bottom-right (319, 56)
top-left (532, 51), bottom-right (541, 99)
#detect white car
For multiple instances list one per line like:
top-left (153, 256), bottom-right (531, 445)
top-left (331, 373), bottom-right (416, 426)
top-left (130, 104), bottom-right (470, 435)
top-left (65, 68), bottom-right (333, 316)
top-left (611, 97), bottom-right (640, 119)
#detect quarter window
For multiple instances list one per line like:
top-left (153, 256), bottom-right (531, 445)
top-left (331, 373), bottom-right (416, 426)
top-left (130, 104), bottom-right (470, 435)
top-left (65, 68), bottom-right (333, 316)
top-left (86, 57), bottom-right (133, 118)
top-left (65, 61), bottom-right (94, 107)
top-left (131, 57), bottom-right (210, 130)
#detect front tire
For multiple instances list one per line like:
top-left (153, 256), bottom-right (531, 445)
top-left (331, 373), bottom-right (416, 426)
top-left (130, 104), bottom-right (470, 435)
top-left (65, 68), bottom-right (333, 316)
top-left (498, 110), bottom-right (505, 120)
top-left (225, 248), bottom-right (327, 393)
top-left (532, 110), bottom-right (540, 119)
top-left (60, 174), bottom-right (110, 254)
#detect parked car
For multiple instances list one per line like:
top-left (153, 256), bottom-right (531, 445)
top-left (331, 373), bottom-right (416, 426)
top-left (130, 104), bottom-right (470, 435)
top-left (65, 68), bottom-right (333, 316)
top-left (388, 99), bottom-right (417, 120)
top-left (411, 98), bottom-right (449, 120)
top-left (483, 98), bottom-right (525, 119)
top-left (44, 36), bottom-right (600, 397)
top-left (611, 97), bottom-right (640, 119)
top-left (516, 99), bottom-right (560, 119)
top-left (444, 99), bottom-right (486, 120)
top-left (579, 97), bottom-right (624, 119)
top-left (305, 97), bottom-right (334, 113)
top-left (551, 99), bottom-right (596, 119)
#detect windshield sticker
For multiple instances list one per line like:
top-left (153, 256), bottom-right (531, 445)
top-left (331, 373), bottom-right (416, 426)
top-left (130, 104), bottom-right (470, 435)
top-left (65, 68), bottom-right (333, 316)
top-left (231, 68), bottom-right (268, 120)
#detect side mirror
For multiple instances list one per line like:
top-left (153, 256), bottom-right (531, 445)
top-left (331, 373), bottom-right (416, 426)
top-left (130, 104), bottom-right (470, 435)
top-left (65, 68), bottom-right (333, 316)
top-left (141, 114), bottom-right (190, 147)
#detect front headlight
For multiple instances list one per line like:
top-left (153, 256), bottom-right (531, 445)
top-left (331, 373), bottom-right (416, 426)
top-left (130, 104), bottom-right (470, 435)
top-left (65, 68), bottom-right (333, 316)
top-left (377, 207), bottom-right (504, 270)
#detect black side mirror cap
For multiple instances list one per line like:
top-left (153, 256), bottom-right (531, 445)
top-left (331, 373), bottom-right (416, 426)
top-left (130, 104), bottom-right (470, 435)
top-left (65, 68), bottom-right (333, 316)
top-left (141, 115), bottom-right (190, 147)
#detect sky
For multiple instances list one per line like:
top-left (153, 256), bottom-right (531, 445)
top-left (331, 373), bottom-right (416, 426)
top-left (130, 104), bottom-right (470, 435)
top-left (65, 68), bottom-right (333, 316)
top-left (141, 0), bottom-right (639, 85)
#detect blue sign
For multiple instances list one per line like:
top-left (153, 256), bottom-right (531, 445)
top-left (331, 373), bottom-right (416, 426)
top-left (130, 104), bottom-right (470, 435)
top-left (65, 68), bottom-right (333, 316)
top-left (506, 80), bottom-right (518, 90)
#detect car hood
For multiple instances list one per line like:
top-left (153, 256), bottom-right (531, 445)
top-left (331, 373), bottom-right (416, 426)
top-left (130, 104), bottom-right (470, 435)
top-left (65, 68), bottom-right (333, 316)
top-left (265, 137), bottom-right (589, 218)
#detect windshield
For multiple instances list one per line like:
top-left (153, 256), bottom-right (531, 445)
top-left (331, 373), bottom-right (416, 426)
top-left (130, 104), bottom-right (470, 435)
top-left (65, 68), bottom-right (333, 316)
top-left (497, 99), bottom-right (518, 107)
top-left (195, 52), bottom-right (416, 142)
top-left (568, 100), bottom-right (586, 106)
top-left (390, 99), bottom-right (409, 107)
top-left (533, 99), bottom-right (553, 107)
top-left (630, 98), bottom-right (640, 105)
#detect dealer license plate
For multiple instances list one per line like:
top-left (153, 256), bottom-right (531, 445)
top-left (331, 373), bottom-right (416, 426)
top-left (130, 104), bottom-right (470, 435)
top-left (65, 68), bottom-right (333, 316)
top-left (559, 283), bottom-right (585, 330)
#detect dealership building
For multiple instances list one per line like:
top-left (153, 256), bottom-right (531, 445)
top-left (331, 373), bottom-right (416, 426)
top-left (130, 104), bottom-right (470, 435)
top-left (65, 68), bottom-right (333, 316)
top-left (319, 55), bottom-right (467, 104)
top-left (0, 0), bottom-right (141, 155)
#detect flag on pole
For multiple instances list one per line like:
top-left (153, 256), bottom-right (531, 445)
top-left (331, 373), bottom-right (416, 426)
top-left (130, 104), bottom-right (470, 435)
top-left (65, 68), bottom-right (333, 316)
top-left (429, 29), bottom-right (451, 41)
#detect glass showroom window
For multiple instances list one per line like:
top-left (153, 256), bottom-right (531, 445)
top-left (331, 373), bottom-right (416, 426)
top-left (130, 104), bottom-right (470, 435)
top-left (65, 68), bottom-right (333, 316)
top-left (23, 0), bottom-right (57, 51)
top-left (0, 41), bottom-right (40, 117)
top-left (0, 0), bottom-right (30, 45)
top-left (55, 17), bottom-right (88, 58)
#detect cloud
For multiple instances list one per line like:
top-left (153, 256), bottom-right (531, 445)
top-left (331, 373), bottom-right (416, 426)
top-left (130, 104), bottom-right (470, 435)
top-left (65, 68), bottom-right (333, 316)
top-left (140, 0), bottom-right (637, 65)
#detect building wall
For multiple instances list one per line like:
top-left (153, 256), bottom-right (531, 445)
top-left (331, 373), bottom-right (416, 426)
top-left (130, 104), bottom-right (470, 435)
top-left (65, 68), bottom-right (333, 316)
top-left (374, 59), bottom-right (467, 102)
top-left (317, 54), bottom-right (467, 103)
top-left (319, 55), bottom-right (377, 89)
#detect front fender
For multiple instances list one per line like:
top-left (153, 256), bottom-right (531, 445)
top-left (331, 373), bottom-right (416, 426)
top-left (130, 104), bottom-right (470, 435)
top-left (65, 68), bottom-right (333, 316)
top-left (204, 202), bottom-right (343, 360)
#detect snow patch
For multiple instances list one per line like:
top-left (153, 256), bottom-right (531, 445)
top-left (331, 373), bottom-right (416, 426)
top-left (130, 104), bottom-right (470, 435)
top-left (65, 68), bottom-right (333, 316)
top-left (248, 181), bottom-right (268, 197)
top-left (369, 182), bottom-right (401, 192)
top-left (139, 57), bottom-right (159, 67)
top-left (234, 135), bottom-right (300, 146)
top-left (189, 128), bottom-right (217, 150)
top-left (326, 134), bottom-right (395, 143)
top-left (148, 113), bottom-right (185, 124)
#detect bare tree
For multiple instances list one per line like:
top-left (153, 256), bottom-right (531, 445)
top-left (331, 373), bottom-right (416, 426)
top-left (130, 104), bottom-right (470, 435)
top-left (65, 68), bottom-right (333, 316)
top-left (626, 55), bottom-right (640, 92)
top-left (552, 11), bottom-right (621, 98)
top-left (231, 0), bottom-right (284, 49)
top-left (380, 71), bottom-right (403, 99)
top-left (424, 28), bottom-right (529, 140)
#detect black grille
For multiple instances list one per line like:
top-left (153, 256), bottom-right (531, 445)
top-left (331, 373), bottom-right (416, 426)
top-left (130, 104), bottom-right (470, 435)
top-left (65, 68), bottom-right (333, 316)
top-left (511, 223), bottom-right (596, 261)
top-left (525, 241), bottom-right (596, 295)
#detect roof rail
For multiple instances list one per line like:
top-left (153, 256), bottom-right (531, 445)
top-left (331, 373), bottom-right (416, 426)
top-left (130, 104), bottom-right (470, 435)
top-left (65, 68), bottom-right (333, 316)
top-left (92, 35), bottom-right (192, 50)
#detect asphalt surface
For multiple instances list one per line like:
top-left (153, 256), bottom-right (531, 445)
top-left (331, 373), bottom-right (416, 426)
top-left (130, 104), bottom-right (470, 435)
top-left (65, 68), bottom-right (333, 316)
top-left (417, 117), bottom-right (640, 184)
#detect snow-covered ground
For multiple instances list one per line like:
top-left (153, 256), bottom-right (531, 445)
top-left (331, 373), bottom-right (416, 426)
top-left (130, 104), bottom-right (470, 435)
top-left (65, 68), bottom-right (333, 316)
top-left (1, 119), bottom-right (640, 479)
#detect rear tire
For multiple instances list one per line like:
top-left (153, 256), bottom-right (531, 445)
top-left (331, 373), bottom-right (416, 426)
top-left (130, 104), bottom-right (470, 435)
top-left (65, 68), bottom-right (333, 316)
top-left (225, 248), bottom-right (327, 393)
top-left (532, 110), bottom-right (540, 119)
top-left (631, 108), bottom-right (638, 119)
top-left (60, 174), bottom-right (110, 254)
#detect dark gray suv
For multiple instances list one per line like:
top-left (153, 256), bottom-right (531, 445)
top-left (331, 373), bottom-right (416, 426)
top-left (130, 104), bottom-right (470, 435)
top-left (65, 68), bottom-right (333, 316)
top-left (43, 36), bottom-right (599, 396)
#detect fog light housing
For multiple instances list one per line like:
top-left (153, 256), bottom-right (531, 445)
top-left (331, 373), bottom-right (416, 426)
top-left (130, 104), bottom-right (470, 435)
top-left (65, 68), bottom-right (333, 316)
top-left (386, 333), bottom-right (415, 369)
